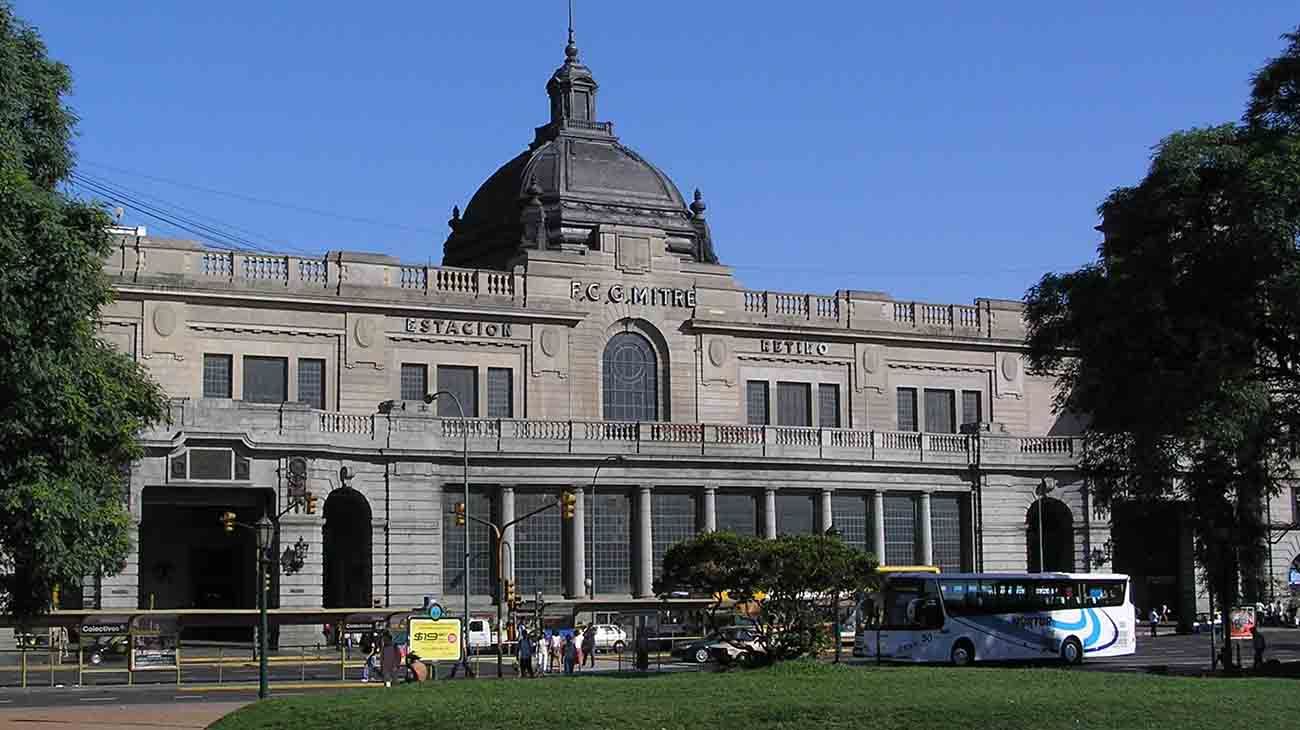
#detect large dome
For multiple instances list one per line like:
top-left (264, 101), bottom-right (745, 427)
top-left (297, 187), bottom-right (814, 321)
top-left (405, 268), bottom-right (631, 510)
top-left (442, 31), bottom-right (715, 270)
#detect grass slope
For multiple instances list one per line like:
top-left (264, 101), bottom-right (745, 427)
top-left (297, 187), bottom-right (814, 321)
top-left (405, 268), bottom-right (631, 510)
top-left (212, 662), bottom-right (1300, 730)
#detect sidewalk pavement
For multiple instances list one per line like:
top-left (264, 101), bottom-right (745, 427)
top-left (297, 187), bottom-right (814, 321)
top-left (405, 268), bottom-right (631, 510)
top-left (0, 701), bottom-right (247, 729)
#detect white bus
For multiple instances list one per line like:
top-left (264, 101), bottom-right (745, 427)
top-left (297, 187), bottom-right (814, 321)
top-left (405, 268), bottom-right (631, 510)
top-left (854, 572), bottom-right (1135, 665)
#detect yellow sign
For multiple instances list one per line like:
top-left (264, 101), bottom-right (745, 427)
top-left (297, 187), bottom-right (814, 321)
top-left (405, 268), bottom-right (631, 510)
top-left (409, 618), bottom-right (462, 662)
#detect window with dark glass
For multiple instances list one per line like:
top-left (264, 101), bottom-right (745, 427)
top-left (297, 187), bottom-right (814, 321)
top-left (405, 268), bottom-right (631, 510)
top-left (243, 356), bottom-right (288, 404)
top-left (776, 382), bottom-right (811, 427)
top-left (515, 492), bottom-right (562, 595)
top-left (716, 493), bottom-right (757, 536)
top-left (298, 358), bottom-right (325, 409)
top-left (884, 494), bottom-right (917, 565)
top-left (652, 493), bottom-right (697, 577)
top-left (746, 381), bottom-right (770, 426)
top-left (961, 390), bottom-right (982, 428)
top-left (818, 384), bottom-right (841, 428)
top-left (437, 365), bottom-right (478, 417)
top-left (585, 492), bottom-right (631, 595)
top-left (202, 354), bottom-right (232, 398)
top-left (831, 494), bottom-right (868, 553)
top-left (400, 363), bottom-right (427, 402)
top-left (487, 368), bottom-right (513, 418)
top-left (443, 490), bottom-right (495, 596)
top-left (931, 494), bottom-right (965, 572)
top-left (897, 388), bottom-right (918, 432)
top-left (189, 449), bottom-right (232, 480)
top-left (602, 332), bottom-right (658, 422)
top-left (776, 493), bottom-right (815, 535)
top-left (924, 389), bottom-right (956, 433)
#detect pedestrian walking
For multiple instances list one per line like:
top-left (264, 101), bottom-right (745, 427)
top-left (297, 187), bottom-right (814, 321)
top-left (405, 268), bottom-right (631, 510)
top-left (563, 633), bottom-right (578, 675)
top-left (1252, 625), bottom-right (1267, 668)
top-left (582, 624), bottom-right (597, 669)
top-left (380, 631), bottom-right (401, 687)
top-left (1148, 607), bottom-right (1160, 638)
top-left (550, 631), bottom-right (562, 673)
top-left (518, 629), bottom-right (535, 678)
top-left (362, 633), bottom-right (380, 682)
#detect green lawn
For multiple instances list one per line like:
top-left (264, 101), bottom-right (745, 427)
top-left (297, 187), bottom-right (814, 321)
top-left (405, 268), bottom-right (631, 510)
top-left (212, 662), bottom-right (1300, 730)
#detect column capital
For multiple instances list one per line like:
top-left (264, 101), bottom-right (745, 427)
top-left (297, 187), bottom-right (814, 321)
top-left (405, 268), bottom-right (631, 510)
top-left (764, 486), bottom-right (777, 495)
top-left (703, 485), bottom-right (718, 495)
top-left (501, 485), bottom-right (515, 495)
top-left (638, 485), bottom-right (653, 496)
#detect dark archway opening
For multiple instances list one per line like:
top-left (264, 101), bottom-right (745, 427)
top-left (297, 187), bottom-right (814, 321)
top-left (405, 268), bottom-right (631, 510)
top-left (1026, 498), bottom-right (1074, 572)
top-left (323, 488), bottom-right (373, 608)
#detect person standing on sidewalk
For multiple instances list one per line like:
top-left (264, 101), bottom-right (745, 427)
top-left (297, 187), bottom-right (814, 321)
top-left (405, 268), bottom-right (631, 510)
top-left (582, 625), bottom-right (597, 669)
top-left (380, 631), bottom-right (401, 687)
top-left (517, 629), bottom-right (535, 678)
top-left (562, 633), bottom-right (578, 675)
top-left (1252, 625), bottom-right (1267, 668)
top-left (1148, 608), bottom-right (1160, 638)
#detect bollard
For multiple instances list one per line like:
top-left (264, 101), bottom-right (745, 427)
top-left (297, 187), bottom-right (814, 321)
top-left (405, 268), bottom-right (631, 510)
top-left (301, 647), bottom-right (307, 682)
top-left (218, 646), bottom-right (224, 684)
top-left (77, 646), bottom-right (83, 687)
top-left (20, 645), bottom-right (27, 688)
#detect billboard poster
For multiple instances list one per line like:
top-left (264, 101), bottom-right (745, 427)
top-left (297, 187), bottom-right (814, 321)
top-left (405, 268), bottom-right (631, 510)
top-left (129, 615), bottom-right (179, 670)
top-left (1229, 606), bottom-right (1256, 641)
top-left (409, 618), bottom-right (462, 662)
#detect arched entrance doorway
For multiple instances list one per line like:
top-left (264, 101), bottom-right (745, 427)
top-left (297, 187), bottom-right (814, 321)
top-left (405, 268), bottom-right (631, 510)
top-left (323, 488), bottom-right (372, 608)
top-left (603, 331), bottom-right (659, 422)
top-left (1026, 498), bottom-right (1074, 572)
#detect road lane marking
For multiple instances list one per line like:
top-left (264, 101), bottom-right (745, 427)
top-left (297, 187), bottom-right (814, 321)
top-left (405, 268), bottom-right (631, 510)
top-left (79, 696), bottom-right (117, 702)
top-left (174, 695), bottom-right (203, 700)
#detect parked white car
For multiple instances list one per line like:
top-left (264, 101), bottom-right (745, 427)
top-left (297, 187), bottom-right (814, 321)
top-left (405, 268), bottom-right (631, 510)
top-left (466, 618), bottom-right (499, 651)
top-left (589, 624), bottom-right (628, 653)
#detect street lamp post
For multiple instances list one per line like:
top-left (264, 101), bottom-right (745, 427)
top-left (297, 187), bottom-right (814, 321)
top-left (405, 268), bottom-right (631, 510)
top-left (254, 513), bottom-right (275, 700)
top-left (1034, 478), bottom-right (1054, 573)
top-left (423, 390), bottom-right (472, 677)
top-left (589, 456), bottom-right (625, 602)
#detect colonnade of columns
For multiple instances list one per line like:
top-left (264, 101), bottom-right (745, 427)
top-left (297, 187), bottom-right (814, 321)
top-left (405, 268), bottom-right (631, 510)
top-left (491, 484), bottom-right (944, 602)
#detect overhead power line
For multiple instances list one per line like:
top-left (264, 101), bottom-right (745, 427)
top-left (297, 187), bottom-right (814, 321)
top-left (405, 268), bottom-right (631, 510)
top-left (71, 174), bottom-right (252, 252)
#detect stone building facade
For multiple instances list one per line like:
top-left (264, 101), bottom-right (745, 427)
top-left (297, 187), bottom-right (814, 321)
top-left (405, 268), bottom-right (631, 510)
top-left (83, 33), bottom-right (1128, 640)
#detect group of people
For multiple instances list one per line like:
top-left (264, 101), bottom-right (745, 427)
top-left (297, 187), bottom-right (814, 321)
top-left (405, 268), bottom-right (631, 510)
top-left (1258, 600), bottom-right (1299, 627)
top-left (516, 623), bottom-right (599, 678)
top-left (361, 630), bottom-right (427, 686)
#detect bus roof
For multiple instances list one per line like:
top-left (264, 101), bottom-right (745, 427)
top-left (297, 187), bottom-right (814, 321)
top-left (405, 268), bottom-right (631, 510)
top-left (877, 565), bottom-right (940, 574)
top-left (884, 572), bottom-right (1130, 581)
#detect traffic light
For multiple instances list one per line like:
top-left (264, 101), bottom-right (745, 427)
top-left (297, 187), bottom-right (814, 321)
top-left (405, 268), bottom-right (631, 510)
top-left (504, 579), bottom-right (516, 607)
top-left (286, 457), bottom-right (308, 499)
top-left (561, 491), bottom-right (577, 519)
top-left (304, 492), bottom-right (318, 515)
top-left (219, 511), bottom-right (237, 533)
top-left (454, 502), bottom-right (466, 526)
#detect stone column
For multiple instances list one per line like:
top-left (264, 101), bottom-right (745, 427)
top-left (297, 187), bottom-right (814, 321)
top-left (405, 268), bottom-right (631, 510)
top-left (918, 491), bottom-right (934, 566)
top-left (819, 489), bottom-right (834, 533)
top-left (764, 488), bottom-right (778, 539)
top-left (702, 486), bottom-right (717, 532)
top-left (637, 487), bottom-right (654, 598)
top-left (567, 487), bottom-right (585, 600)
top-left (500, 486), bottom-right (515, 584)
top-left (872, 491), bottom-right (886, 562)
top-left (278, 514), bottom-right (324, 647)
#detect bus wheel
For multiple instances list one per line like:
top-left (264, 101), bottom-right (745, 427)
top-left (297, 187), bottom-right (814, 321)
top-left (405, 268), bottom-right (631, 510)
top-left (1061, 637), bottom-right (1083, 665)
top-left (950, 640), bottom-right (974, 667)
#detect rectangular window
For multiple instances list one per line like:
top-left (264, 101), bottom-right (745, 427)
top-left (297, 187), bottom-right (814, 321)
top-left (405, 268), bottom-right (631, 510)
top-left (924, 389), bottom-right (956, 433)
top-left (776, 382), bottom-right (811, 427)
top-left (243, 356), bottom-right (288, 404)
top-left (831, 494), bottom-right (868, 553)
top-left (202, 354), bottom-right (233, 399)
top-left (189, 449), bottom-right (232, 481)
top-left (516, 492), bottom-right (563, 595)
top-left (896, 388), bottom-right (918, 432)
top-left (437, 365), bottom-right (478, 417)
top-left (775, 493), bottom-right (815, 535)
top-left (400, 364), bottom-right (427, 402)
top-left (818, 384), bottom-right (841, 428)
top-left (443, 490), bottom-right (495, 597)
top-left (297, 358), bottom-right (325, 410)
top-left (746, 381), bottom-right (770, 426)
top-left (884, 494), bottom-right (917, 565)
top-left (652, 493), bottom-right (697, 578)
top-left (716, 493), bottom-right (757, 536)
top-left (931, 494), bottom-right (965, 573)
top-left (586, 493), bottom-right (631, 595)
top-left (961, 390), bottom-right (982, 428)
top-left (486, 368), bottom-right (513, 418)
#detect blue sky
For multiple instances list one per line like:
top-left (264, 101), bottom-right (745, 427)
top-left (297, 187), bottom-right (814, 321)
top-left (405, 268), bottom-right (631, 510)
top-left (17, 1), bottom-right (1299, 304)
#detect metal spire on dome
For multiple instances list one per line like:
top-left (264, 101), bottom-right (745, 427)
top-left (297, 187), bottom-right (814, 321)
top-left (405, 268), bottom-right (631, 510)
top-left (565, 0), bottom-right (579, 62)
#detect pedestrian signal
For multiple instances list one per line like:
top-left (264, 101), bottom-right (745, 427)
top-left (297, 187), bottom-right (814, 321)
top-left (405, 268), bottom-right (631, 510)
top-left (561, 491), bottom-right (577, 519)
top-left (304, 492), bottom-right (318, 515)
top-left (219, 511), bottom-right (237, 533)
top-left (454, 502), bottom-right (466, 526)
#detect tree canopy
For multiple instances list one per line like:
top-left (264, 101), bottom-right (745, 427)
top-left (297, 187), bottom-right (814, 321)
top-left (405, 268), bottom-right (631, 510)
top-left (0, 2), bottom-right (168, 620)
top-left (1024, 27), bottom-right (1300, 663)
top-left (655, 531), bottom-right (878, 663)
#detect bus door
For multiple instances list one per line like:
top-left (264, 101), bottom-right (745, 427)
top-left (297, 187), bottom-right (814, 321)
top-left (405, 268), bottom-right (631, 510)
top-left (878, 577), bottom-right (945, 660)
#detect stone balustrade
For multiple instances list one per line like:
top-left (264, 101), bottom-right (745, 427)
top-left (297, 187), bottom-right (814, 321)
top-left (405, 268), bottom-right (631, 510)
top-left (155, 399), bottom-right (1079, 468)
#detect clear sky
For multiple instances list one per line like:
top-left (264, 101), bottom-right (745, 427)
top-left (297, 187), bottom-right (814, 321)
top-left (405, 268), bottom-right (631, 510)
top-left (16, 1), bottom-right (1299, 304)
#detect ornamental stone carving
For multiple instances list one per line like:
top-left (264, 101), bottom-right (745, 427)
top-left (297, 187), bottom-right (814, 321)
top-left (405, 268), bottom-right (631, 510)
top-left (540, 328), bottom-right (558, 358)
top-left (152, 305), bottom-right (177, 338)
top-left (707, 338), bottom-right (728, 367)
top-left (1001, 354), bottom-right (1020, 381)
top-left (354, 318), bottom-right (377, 349)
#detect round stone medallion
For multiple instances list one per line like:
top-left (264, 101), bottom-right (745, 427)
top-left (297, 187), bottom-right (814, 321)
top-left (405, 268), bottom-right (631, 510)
top-left (152, 305), bottom-right (177, 338)
top-left (1001, 354), bottom-right (1020, 381)
top-left (539, 328), bottom-right (558, 358)
top-left (354, 318), bottom-right (377, 348)
top-left (707, 338), bottom-right (727, 367)
top-left (861, 346), bottom-right (879, 374)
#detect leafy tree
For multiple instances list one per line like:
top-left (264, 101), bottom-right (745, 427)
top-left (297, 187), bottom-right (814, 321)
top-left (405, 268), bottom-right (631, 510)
top-left (0, 2), bottom-right (168, 621)
top-left (656, 531), bottom-right (878, 663)
top-left (1024, 27), bottom-right (1300, 668)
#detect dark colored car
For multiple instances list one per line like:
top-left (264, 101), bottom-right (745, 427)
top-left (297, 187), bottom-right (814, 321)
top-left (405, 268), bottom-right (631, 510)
top-left (672, 626), bottom-right (763, 664)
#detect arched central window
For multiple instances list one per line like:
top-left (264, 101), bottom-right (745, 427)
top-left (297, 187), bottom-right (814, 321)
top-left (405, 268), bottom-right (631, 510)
top-left (603, 332), bottom-right (658, 422)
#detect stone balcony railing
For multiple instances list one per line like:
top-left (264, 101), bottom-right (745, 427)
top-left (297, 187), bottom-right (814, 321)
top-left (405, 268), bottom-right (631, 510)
top-left (157, 399), bottom-right (1079, 469)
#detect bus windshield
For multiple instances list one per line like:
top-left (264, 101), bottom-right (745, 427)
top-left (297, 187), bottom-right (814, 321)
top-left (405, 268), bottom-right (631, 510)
top-left (882, 578), bottom-right (943, 629)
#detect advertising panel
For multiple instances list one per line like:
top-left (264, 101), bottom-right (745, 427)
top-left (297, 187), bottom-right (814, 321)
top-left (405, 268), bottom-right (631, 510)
top-left (408, 618), bottom-right (462, 662)
top-left (1229, 606), bottom-right (1256, 641)
top-left (129, 615), bottom-right (179, 670)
